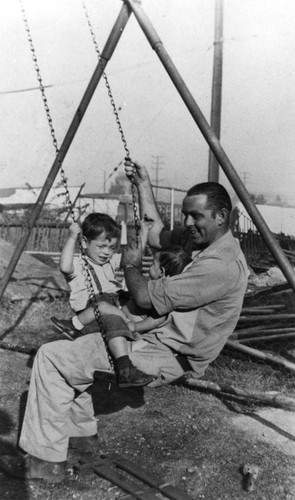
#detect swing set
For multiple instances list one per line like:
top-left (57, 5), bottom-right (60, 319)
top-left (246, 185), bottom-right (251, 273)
top-left (1, 0), bottom-right (295, 305)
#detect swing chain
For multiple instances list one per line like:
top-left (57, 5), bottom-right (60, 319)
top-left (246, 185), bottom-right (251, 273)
top-left (19, 0), bottom-right (113, 368)
top-left (82, 1), bottom-right (141, 242)
top-left (80, 250), bottom-right (115, 370)
top-left (18, 0), bottom-right (75, 222)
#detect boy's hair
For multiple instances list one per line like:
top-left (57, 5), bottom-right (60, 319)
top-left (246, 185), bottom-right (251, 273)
top-left (158, 245), bottom-right (192, 277)
top-left (82, 213), bottom-right (120, 241)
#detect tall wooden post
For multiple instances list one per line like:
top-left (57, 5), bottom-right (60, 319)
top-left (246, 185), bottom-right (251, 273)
top-left (208, 0), bottom-right (224, 182)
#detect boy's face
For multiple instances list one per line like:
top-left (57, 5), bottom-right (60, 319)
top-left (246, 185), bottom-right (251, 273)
top-left (84, 232), bottom-right (118, 265)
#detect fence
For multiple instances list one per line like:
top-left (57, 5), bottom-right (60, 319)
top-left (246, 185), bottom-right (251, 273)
top-left (1, 211), bottom-right (295, 266)
top-left (234, 208), bottom-right (295, 269)
top-left (0, 222), bottom-right (70, 253)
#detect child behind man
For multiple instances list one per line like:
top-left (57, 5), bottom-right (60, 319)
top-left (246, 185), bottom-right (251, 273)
top-left (52, 213), bottom-right (192, 386)
top-left (122, 244), bottom-right (193, 335)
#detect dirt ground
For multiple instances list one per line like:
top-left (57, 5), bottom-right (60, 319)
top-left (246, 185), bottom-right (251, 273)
top-left (1, 240), bottom-right (295, 499)
top-left (1, 314), bottom-right (295, 500)
top-left (1, 269), bottom-right (295, 500)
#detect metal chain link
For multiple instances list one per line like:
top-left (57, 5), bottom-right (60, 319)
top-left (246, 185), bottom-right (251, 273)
top-left (19, 0), bottom-right (114, 370)
top-left (82, 1), bottom-right (141, 243)
top-left (18, 0), bottom-right (75, 222)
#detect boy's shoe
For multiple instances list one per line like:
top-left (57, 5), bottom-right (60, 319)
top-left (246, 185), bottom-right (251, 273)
top-left (117, 364), bottom-right (155, 388)
top-left (0, 453), bottom-right (66, 483)
top-left (51, 317), bottom-right (83, 341)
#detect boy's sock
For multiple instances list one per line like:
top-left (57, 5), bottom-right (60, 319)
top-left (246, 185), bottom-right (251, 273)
top-left (72, 316), bottom-right (84, 331)
top-left (114, 355), bottom-right (131, 371)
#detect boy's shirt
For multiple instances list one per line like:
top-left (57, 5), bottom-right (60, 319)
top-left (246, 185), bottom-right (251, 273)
top-left (65, 253), bottom-right (122, 312)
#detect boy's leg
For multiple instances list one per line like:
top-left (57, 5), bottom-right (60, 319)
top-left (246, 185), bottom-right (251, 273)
top-left (52, 300), bottom-right (129, 339)
top-left (76, 307), bottom-right (95, 326)
top-left (102, 315), bottom-right (155, 387)
top-left (108, 335), bottom-right (128, 358)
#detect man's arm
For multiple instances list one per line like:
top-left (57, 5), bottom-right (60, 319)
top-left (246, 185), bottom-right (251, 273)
top-left (122, 242), bottom-right (153, 310)
top-left (124, 267), bottom-right (152, 310)
top-left (128, 314), bottom-right (166, 334)
top-left (124, 160), bottom-right (164, 249)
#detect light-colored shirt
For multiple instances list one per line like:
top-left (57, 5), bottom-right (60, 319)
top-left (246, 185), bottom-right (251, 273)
top-left (66, 253), bottom-right (122, 312)
top-left (146, 230), bottom-right (248, 377)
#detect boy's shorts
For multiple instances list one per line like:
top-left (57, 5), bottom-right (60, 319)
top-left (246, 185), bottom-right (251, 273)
top-left (86, 291), bottom-right (135, 342)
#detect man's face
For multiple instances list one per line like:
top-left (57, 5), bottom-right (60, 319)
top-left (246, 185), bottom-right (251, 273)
top-left (182, 194), bottom-right (221, 249)
top-left (83, 232), bottom-right (118, 265)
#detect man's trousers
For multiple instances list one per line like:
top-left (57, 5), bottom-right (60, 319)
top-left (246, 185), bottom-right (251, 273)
top-left (19, 333), bottom-right (184, 462)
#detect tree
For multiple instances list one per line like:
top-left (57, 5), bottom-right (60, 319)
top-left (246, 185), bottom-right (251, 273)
top-left (108, 173), bottom-right (130, 195)
top-left (250, 193), bottom-right (266, 205)
top-left (274, 195), bottom-right (284, 206)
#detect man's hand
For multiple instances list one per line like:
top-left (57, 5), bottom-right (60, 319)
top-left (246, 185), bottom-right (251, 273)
top-left (126, 320), bottom-right (137, 333)
top-left (68, 222), bottom-right (81, 240)
top-left (124, 159), bottom-right (151, 187)
top-left (121, 240), bottom-right (143, 270)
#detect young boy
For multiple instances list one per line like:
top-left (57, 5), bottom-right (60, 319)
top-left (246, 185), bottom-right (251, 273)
top-left (51, 213), bottom-right (154, 388)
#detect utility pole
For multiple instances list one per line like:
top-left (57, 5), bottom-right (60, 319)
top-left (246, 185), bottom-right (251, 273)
top-left (242, 171), bottom-right (249, 188)
top-left (152, 155), bottom-right (164, 200)
top-left (103, 170), bottom-right (106, 193)
top-left (208, 0), bottom-right (224, 182)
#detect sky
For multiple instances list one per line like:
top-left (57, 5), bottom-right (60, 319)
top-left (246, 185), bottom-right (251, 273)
top-left (1, 0), bottom-right (295, 207)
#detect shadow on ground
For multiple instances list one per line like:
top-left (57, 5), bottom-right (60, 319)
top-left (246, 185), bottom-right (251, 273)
top-left (92, 371), bottom-right (145, 415)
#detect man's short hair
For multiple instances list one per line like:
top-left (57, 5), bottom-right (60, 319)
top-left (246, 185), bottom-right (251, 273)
top-left (82, 213), bottom-right (120, 241)
top-left (186, 182), bottom-right (232, 214)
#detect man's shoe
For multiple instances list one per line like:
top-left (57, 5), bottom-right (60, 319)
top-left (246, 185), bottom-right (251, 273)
top-left (69, 435), bottom-right (98, 454)
top-left (117, 364), bottom-right (155, 388)
top-left (51, 317), bottom-right (83, 341)
top-left (0, 453), bottom-right (66, 483)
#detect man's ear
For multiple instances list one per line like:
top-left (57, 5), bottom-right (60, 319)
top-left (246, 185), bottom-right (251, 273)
top-left (216, 208), bottom-right (228, 226)
top-left (81, 236), bottom-right (88, 249)
top-left (159, 266), bottom-right (166, 277)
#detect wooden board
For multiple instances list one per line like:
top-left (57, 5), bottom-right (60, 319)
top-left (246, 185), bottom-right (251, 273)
top-left (77, 454), bottom-right (194, 500)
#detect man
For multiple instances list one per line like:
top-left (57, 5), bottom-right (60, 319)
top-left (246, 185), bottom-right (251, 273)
top-left (0, 161), bottom-right (248, 483)
top-left (122, 160), bottom-right (248, 379)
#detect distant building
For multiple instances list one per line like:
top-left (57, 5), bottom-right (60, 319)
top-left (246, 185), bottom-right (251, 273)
top-left (0, 185), bottom-right (82, 215)
top-left (0, 186), bottom-right (138, 224)
top-left (0, 186), bottom-right (183, 227)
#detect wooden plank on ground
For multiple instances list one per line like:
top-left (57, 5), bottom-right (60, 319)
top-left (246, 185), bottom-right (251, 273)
top-left (77, 455), bottom-right (194, 500)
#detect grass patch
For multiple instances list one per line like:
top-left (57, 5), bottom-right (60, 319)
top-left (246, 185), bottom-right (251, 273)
top-left (1, 297), bottom-right (295, 397)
